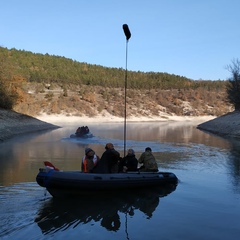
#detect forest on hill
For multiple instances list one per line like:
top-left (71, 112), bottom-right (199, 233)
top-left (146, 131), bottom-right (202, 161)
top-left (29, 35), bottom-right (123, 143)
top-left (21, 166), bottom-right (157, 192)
top-left (0, 47), bottom-right (232, 118)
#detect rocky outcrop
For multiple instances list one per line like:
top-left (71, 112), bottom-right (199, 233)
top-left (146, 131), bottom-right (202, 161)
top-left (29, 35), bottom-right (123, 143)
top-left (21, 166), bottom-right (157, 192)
top-left (0, 108), bottom-right (60, 142)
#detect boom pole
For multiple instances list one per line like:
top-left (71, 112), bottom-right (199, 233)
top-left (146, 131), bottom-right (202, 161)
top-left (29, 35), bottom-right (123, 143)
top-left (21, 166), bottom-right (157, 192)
top-left (122, 24), bottom-right (131, 157)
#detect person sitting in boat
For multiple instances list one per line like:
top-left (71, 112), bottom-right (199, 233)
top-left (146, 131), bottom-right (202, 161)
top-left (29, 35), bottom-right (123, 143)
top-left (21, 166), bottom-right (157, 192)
top-left (92, 143), bottom-right (121, 173)
top-left (76, 126), bottom-right (89, 136)
top-left (76, 126), bottom-right (84, 136)
top-left (76, 127), bottom-right (81, 134)
top-left (119, 148), bottom-right (138, 172)
top-left (138, 147), bottom-right (158, 172)
top-left (82, 148), bottom-right (100, 173)
top-left (85, 126), bottom-right (89, 134)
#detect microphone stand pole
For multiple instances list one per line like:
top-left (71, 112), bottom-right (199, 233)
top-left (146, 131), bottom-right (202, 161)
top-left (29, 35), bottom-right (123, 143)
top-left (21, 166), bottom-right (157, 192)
top-left (122, 24), bottom-right (131, 157)
top-left (124, 38), bottom-right (128, 157)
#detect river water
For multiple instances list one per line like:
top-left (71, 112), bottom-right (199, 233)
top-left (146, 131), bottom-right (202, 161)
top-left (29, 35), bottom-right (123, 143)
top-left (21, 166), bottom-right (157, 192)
top-left (0, 121), bottom-right (239, 240)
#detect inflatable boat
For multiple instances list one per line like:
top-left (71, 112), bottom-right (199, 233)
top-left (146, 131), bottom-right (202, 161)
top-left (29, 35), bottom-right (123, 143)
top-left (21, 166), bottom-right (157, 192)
top-left (36, 162), bottom-right (178, 198)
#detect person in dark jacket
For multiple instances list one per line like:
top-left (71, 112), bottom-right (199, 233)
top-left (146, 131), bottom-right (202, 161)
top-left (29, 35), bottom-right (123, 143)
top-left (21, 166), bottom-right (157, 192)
top-left (92, 143), bottom-right (121, 173)
top-left (119, 148), bottom-right (138, 172)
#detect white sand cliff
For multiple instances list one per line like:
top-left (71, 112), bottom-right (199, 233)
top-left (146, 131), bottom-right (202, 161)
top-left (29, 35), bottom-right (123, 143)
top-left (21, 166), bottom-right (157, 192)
top-left (36, 112), bottom-right (215, 124)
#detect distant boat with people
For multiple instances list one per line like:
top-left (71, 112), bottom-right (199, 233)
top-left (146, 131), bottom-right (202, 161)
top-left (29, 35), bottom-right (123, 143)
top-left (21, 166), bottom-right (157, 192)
top-left (70, 126), bottom-right (93, 138)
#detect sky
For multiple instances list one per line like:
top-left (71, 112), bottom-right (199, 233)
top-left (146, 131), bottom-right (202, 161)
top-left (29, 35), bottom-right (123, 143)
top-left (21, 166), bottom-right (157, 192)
top-left (1, 0), bottom-right (240, 80)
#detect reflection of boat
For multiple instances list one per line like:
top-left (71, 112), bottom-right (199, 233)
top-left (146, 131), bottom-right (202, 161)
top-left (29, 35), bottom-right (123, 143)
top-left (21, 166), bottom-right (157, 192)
top-left (35, 184), bottom-right (177, 234)
top-left (36, 163), bottom-right (178, 198)
top-left (70, 126), bottom-right (93, 138)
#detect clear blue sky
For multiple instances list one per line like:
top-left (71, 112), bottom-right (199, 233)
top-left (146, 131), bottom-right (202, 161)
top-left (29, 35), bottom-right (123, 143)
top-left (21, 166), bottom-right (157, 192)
top-left (1, 0), bottom-right (240, 80)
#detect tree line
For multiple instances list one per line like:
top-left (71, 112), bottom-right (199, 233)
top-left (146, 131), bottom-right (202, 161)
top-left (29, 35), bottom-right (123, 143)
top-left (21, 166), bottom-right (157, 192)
top-left (0, 47), bottom-right (226, 88)
top-left (0, 46), bottom-right (236, 111)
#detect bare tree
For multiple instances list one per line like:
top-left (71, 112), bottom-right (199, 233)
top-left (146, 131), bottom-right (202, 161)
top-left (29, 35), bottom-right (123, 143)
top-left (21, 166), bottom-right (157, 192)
top-left (226, 59), bottom-right (240, 110)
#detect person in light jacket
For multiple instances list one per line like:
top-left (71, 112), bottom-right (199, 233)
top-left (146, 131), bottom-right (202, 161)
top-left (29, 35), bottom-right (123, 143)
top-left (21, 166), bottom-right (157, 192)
top-left (138, 147), bottom-right (158, 172)
top-left (82, 148), bottom-right (99, 173)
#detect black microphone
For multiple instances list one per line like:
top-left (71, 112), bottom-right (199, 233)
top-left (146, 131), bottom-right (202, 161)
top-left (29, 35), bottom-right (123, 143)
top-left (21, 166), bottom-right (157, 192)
top-left (122, 24), bottom-right (131, 41)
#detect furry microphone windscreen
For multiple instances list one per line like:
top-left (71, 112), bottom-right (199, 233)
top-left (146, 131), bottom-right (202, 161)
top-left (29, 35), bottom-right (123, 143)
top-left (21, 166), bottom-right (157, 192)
top-left (122, 24), bottom-right (131, 41)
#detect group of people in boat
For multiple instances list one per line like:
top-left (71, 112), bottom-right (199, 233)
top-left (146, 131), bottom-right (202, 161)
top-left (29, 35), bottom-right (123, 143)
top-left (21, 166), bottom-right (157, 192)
top-left (81, 143), bottom-right (158, 173)
top-left (75, 126), bottom-right (89, 136)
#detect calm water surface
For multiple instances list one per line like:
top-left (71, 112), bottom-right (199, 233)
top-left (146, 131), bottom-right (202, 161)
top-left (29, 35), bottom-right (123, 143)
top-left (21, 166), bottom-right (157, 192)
top-left (0, 121), bottom-right (240, 240)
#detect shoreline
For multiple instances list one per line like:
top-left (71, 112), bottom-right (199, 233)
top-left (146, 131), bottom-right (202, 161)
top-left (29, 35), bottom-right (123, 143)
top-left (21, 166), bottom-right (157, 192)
top-left (0, 109), bottom-right (216, 142)
top-left (3, 109), bottom-right (240, 142)
top-left (197, 111), bottom-right (240, 138)
top-left (36, 113), bottom-right (216, 124)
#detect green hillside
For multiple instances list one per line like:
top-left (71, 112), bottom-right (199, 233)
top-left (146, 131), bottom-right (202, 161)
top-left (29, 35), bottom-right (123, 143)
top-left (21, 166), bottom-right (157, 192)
top-left (0, 47), bottom-right (231, 118)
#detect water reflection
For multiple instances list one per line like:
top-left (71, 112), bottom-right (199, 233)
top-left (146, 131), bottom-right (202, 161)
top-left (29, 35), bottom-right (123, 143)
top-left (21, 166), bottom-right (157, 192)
top-left (35, 184), bottom-right (177, 234)
top-left (225, 139), bottom-right (240, 193)
top-left (1, 122), bottom-right (240, 240)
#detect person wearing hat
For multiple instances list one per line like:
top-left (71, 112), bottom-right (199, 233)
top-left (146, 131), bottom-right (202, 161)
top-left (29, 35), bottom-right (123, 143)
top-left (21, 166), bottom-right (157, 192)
top-left (92, 143), bottom-right (121, 173)
top-left (119, 148), bottom-right (138, 172)
top-left (82, 147), bottom-right (100, 173)
top-left (138, 147), bottom-right (158, 172)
